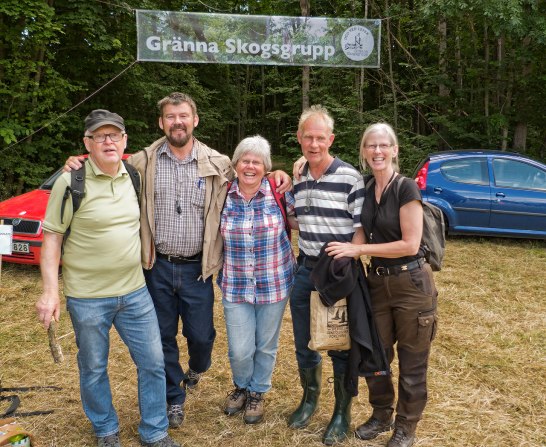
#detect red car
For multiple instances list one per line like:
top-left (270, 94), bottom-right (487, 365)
top-left (0, 154), bottom-right (133, 265)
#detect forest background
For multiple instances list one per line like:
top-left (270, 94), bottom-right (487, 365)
top-left (1, 0), bottom-right (546, 199)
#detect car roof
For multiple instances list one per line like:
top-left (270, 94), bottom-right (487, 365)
top-left (426, 149), bottom-right (540, 163)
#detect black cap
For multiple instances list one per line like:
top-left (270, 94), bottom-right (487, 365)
top-left (84, 109), bottom-right (125, 132)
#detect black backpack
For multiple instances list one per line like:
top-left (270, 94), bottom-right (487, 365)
top-left (60, 159), bottom-right (141, 244)
top-left (365, 175), bottom-right (446, 271)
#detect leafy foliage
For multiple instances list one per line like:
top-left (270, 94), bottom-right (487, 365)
top-left (1, 0), bottom-right (545, 199)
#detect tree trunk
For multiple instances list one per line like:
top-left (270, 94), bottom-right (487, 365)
top-left (301, 0), bottom-right (310, 110)
top-left (438, 17), bottom-right (449, 99)
top-left (385, 0), bottom-right (397, 128)
top-left (483, 22), bottom-right (490, 142)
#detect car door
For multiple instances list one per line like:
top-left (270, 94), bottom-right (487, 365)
top-left (490, 157), bottom-right (546, 235)
top-left (435, 156), bottom-right (491, 230)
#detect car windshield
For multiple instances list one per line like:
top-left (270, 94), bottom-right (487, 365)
top-left (39, 168), bottom-right (64, 191)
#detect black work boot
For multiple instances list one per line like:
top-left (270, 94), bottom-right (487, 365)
top-left (355, 410), bottom-right (394, 440)
top-left (322, 373), bottom-right (352, 445)
top-left (387, 427), bottom-right (415, 447)
top-left (288, 361), bottom-right (322, 428)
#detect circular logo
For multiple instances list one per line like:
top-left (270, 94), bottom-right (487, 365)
top-left (12, 218), bottom-right (22, 226)
top-left (341, 25), bottom-right (374, 62)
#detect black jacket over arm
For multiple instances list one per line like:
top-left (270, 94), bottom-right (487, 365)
top-left (311, 244), bottom-right (390, 396)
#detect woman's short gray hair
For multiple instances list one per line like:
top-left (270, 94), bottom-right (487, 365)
top-left (232, 135), bottom-right (272, 172)
top-left (359, 122), bottom-right (400, 172)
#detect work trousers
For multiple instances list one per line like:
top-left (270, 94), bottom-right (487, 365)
top-left (364, 262), bottom-right (438, 432)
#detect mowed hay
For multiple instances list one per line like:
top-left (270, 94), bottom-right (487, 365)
top-left (0, 237), bottom-right (544, 447)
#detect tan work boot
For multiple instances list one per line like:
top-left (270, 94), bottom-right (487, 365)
top-left (224, 387), bottom-right (247, 416)
top-left (243, 391), bottom-right (264, 424)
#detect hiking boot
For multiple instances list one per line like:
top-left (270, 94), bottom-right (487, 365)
top-left (387, 428), bottom-right (415, 447)
top-left (140, 435), bottom-right (181, 447)
top-left (97, 433), bottom-right (121, 447)
top-left (183, 368), bottom-right (202, 390)
top-left (243, 391), bottom-right (264, 424)
top-left (167, 403), bottom-right (185, 429)
top-left (224, 387), bottom-right (247, 416)
top-left (355, 416), bottom-right (394, 440)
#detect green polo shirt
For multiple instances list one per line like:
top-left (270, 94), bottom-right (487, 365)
top-left (43, 157), bottom-right (145, 298)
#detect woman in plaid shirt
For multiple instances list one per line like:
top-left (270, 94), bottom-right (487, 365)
top-left (217, 135), bottom-right (297, 425)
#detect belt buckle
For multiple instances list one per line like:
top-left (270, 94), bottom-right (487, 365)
top-left (375, 266), bottom-right (386, 276)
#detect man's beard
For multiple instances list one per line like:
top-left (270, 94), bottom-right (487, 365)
top-left (166, 126), bottom-right (192, 148)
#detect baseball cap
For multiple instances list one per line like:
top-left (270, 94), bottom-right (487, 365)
top-left (84, 109), bottom-right (125, 132)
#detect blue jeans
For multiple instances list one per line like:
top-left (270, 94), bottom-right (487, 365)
top-left (66, 286), bottom-right (168, 444)
top-left (144, 256), bottom-right (215, 405)
top-left (223, 298), bottom-right (288, 393)
top-left (289, 265), bottom-right (349, 375)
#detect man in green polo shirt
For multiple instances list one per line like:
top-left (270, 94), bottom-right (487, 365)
top-left (36, 110), bottom-right (179, 447)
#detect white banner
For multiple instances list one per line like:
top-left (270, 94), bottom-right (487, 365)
top-left (137, 10), bottom-right (381, 68)
top-left (0, 225), bottom-right (13, 255)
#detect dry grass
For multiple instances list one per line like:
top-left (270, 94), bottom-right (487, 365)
top-left (1, 236), bottom-right (545, 447)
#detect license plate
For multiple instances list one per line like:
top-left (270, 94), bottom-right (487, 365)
top-left (12, 242), bottom-right (30, 254)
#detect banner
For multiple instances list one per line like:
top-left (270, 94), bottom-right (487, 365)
top-left (137, 10), bottom-right (381, 68)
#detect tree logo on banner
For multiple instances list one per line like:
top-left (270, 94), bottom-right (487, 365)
top-left (341, 25), bottom-right (375, 62)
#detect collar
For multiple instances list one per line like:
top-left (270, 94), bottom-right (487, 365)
top-left (228, 177), bottom-right (268, 199)
top-left (302, 156), bottom-right (342, 180)
top-left (86, 156), bottom-right (126, 179)
top-left (158, 139), bottom-right (197, 162)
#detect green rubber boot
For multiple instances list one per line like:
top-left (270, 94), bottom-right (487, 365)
top-left (322, 373), bottom-right (352, 445)
top-left (288, 361), bottom-right (322, 428)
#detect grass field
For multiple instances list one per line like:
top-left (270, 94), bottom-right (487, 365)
top-left (0, 236), bottom-right (544, 447)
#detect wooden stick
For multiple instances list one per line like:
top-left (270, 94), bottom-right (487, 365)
top-left (48, 320), bottom-right (64, 363)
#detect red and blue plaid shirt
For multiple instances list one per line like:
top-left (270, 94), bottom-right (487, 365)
top-left (217, 178), bottom-right (296, 304)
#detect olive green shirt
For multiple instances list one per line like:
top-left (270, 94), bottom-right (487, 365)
top-left (43, 157), bottom-right (144, 298)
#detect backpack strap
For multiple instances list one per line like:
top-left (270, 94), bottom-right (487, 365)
top-left (60, 161), bottom-right (86, 246)
top-left (266, 177), bottom-right (291, 240)
top-left (123, 160), bottom-right (141, 202)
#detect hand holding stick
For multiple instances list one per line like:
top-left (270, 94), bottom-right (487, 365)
top-left (48, 320), bottom-right (64, 363)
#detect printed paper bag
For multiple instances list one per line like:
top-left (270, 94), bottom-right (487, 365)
top-left (308, 291), bottom-right (350, 351)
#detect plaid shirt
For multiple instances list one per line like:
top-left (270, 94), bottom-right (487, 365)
top-left (217, 178), bottom-right (296, 304)
top-left (153, 142), bottom-right (205, 256)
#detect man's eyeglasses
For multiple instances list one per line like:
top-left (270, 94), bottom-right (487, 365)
top-left (85, 132), bottom-right (125, 143)
top-left (365, 143), bottom-right (392, 151)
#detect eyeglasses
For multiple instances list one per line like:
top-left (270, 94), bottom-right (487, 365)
top-left (85, 132), bottom-right (125, 143)
top-left (240, 159), bottom-right (264, 167)
top-left (365, 143), bottom-right (392, 151)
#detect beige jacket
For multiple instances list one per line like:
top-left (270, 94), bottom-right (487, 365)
top-left (129, 136), bottom-right (233, 279)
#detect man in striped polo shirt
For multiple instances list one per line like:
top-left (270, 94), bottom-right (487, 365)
top-left (288, 105), bottom-right (365, 445)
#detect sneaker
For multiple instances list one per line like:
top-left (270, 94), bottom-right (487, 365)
top-left (355, 416), bottom-right (394, 440)
top-left (97, 433), bottom-right (121, 447)
top-left (243, 391), bottom-right (264, 424)
top-left (224, 387), bottom-right (247, 416)
top-left (183, 368), bottom-right (202, 390)
top-left (167, 403), bottom-right (185, 429)
top-left (140, 435), bottom-right (181, 447)
top-left (387, 428), bottom-right (415, 447)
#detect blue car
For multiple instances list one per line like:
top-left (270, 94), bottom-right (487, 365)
top-left (413, 150), bottom-right (546, 239)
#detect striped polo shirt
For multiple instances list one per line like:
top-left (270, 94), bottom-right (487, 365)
top-left (294, 157), bottom-right (364, 258)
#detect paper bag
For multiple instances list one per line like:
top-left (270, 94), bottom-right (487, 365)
top-left (308, 291), bottom-right (350, 351)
